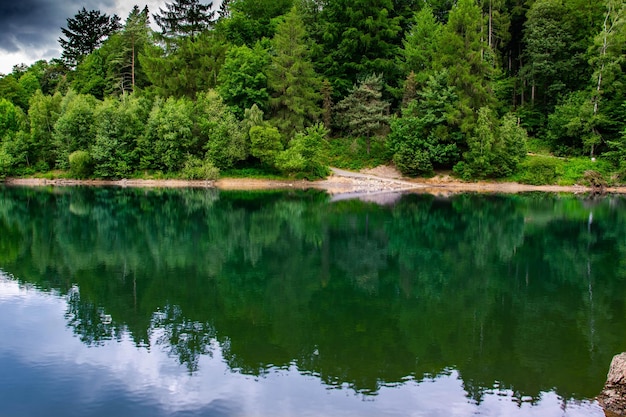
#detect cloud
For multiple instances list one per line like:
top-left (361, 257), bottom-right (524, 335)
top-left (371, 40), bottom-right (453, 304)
top-left (0, 0), bottom-right (222, 74)
top-left (0, 0), bottom-right (154, 73)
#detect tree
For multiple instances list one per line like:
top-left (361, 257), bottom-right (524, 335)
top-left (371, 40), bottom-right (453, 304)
top-left (313, 0), bottom-right (404, 96)
top-left (0, 98), bottom-right (20, 139)
top-left (435, 0), bottom-right (495, 133)
top-left (401, 5), bottom-right (442, 86)
top-left (215, 0), bottom-right (293, 45)
top-left (588, 0), bottom-right (626, 156)
top-left (141, 31), bottom-right (227, 98)
top-left (154, 0), bottom-right (215, 40)
top-left (217, 42), bottom-right (270, 118)
top-left (521, 0), bottom-right (603, 125)
top-left (388, 70), bottom-right (462, 176)
top-left (455, 107), bottom-right (527, 178)
top-left (71, 50), bottom-right (107, 99)
top-left (195, 91), bottom-right (248, 169)
top-left (275, 123), bottom-right (329, 178)
top-left (138, 97), bottom-right (194, 172)
top-left (107, 6), bottom-right (153, 94)
top-left (335, 74), bottom-right (390, 154)
top-left (90, 94), bottom-right (151, 178)
top-left (59, 7), bottom-right (121, 67)
top-left (28, 91), bottom-right (62, 169)
top-left (267, 6), bottom-right (321, 138)
top-left (249, 125), bottom-right (283, 165)
top-left (53, 91), bottom-right (99, 169)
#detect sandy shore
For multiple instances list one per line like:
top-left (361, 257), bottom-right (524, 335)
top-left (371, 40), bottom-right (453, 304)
top-left (3, 166), bottom-right (625, 195)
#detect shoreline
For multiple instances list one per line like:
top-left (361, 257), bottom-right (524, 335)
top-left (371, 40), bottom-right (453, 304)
top-left (4, 172), bottom-right (625, 196)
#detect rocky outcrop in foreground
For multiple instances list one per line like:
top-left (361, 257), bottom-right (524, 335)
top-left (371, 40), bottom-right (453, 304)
top-left (598, 352), bottom-right (626, 416)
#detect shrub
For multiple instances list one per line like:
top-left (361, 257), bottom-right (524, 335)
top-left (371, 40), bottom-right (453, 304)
top-left (69, 150), bottom-right (93, 178)
top-left (517, 156), bottom-right (560, 185)
top-left (181, 157), bottom-right (220, 180)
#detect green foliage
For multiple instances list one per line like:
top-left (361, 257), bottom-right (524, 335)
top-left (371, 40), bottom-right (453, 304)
top-left (267, 6), bottom-right (321, 138)
top-left (249, 125), bottom-right (283, 166)
top-left (401, 6), bottom-right (442, 84)
top-left (436, 0), bottom-right (496, 133)
top-left (217, 42), bottom-right (270, 118)
top-left (69, 150), bottom-right (93, 178)
top-left (28, 91), bottom-right (62, 169)
top-left (312, 0), bottom-right (404, 96)
top-left (275, 123), bottom-right (329, 178)
top-left (388, 70), bottom-right (461, 176)
top-left (325, 136), bottom-right (391, 171)
top-left (141, 31), bottom-right (227, 98)
top-left (521, 0), bottom-right (603, 124)
top-left (547, 91), bottom-right (597, 156)
top-left (215, 0), bottom-right (292, 45)
top-left (181, 156), bottom-right (220, 180)
top-left (139, 97), bottom-right (194, 172)
top-left (195, 90), bottom-right (248, 169)
top-left (516, 155), bottom-right (561, 185)
top-left (154, 0), bottom-right (216, 40)
top-left (0, 98), bottom-right (20, 138)
top-left (59, 7), bottom-right (121, 67)
top-left (456, 108), bottom-right (527, 179)
top-left (53, 91), bottom-right (99, 169)
top-left (91, 94), bottom-right (151, 178)
top-left (71, 50), bottom-right (107, 99)
top-left (335, 74), bottom-right (390, 154)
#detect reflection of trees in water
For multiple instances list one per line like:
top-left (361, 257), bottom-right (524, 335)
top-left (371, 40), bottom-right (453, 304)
top-left (1, 187), bottom-right (626, 400)
top-left (152, 305), bottom-right (216, 374)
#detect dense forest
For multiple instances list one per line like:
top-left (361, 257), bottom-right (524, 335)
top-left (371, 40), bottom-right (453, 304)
top-left (0, 0), bottom-right (625, 182)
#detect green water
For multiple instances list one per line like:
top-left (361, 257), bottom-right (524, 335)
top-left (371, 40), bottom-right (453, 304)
top-left (0, 186), bottom-right (624, 416)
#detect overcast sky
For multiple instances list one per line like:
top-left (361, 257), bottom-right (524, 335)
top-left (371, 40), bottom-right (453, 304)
top-left (0, 0), bottom-right (173, 75)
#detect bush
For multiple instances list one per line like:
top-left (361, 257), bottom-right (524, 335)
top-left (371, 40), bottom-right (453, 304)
top-left (517, 156), bottom-right (560, 185)
top-left (69, 150), bottom-right (93, 178)
top-left (181, 157), bottom-right (220, 180)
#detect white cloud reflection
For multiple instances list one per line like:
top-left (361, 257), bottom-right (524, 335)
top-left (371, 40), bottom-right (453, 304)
top-left (0, 276), bottom-right (604, 417)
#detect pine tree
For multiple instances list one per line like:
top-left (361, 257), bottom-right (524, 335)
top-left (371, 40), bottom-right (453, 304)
top-left (267, 6), bottom-right (321, 138)
top-left (436, 0), bottom-right (495, 133)
top-left (154, 0), bottom-right (215, 40)
top-left (59, 8), bottom-right (121, 67)
top-left (105, 6), bottom-right (152, 95)
top-left (335, 74), bottom-right (390, 154)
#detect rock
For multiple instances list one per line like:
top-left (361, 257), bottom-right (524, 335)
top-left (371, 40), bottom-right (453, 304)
top-left (598, 352), bottom-right (626, 416)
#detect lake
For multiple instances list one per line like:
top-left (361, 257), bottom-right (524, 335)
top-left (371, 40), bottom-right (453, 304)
top-left (0, 186), bottom-right (624, 416)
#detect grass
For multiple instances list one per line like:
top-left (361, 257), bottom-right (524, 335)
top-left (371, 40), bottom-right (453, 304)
top-left (510, 154), bottom-right (616, 186)
top-left (324, 136), bottom-right (391, 171)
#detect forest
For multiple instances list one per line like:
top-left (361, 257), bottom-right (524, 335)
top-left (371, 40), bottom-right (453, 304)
top-left (0, 0), bottom-right (625, 183)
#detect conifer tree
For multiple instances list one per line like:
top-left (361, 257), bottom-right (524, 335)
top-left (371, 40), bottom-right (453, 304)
top-left (267, 6), bottom-right (321, 138)
top-left (154, 0), bottom-right (215, 40)
top-left (59, 8), bottom-right (121, 67)
top-left (335, 74), bottom-right (389, 154)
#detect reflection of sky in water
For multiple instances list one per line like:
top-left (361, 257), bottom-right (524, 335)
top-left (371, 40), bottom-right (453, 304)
top-left (0, 276), bottom-right (603, 417)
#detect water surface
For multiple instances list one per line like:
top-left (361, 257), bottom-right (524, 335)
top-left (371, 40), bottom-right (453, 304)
top-left (0, 186), bottom-right (624, 416)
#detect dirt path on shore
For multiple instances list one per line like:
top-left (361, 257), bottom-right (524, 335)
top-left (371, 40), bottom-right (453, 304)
top-left (4, 166), bottom-right (626, 195)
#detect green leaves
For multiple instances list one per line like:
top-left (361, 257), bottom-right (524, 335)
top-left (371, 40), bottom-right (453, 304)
top-left (217, 42), bottom-right (270, 118)
top-left (267, 6), bottom-right (321, 138)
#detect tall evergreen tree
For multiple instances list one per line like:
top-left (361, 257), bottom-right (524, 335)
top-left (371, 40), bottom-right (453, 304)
top-left (313, 0), bottom-right (403, 96)
top-left (154, 0), bottom-right (215, 40)
top-left (58, 8), bottom-right (121, 67)
top-left (267, 7), bottom-right (321, 138)
top-left (335, 74), bottom-right (390, 154)
top-left (141, 31), bottom-right (227, 98)
top-left (435, 0), bottom-right (495, 133)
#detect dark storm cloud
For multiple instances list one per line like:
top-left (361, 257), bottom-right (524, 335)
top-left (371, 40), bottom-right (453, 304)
top-left (0, 0), bottom-right (118, 58)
